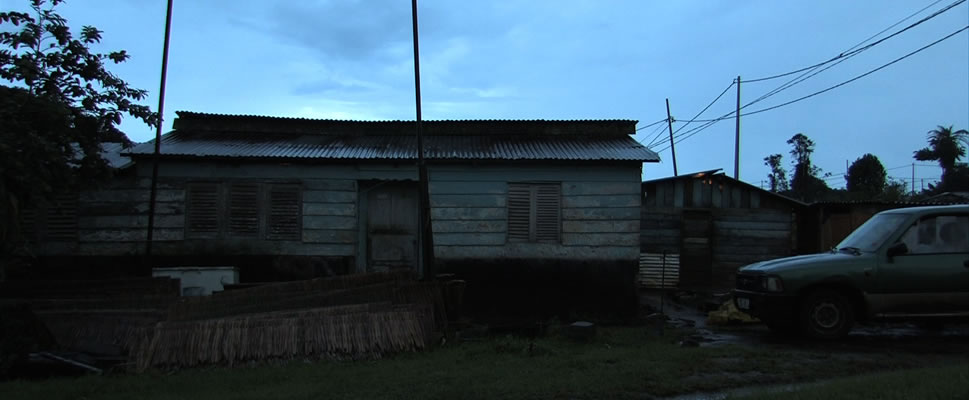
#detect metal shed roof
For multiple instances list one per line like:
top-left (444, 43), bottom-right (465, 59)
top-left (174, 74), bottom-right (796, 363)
top-left (125, 112), bottom-right (660, 162)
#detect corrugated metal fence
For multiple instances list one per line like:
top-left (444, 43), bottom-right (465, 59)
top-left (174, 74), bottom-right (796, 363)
top-left (638, 252), bottom-right (679, 289)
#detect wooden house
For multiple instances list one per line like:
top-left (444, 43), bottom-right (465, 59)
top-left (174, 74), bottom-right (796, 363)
top-left (21, 112), bottom-right (659, 312)
top-left (640, 169), bottom-right (805, 291)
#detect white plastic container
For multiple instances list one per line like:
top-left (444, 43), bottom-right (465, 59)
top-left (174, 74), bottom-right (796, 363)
top-left (152, 266), bottom-right (239, 296)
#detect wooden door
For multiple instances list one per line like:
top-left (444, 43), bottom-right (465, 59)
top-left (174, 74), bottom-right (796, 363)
top-left (366, 182), bottom-right (419, 272)
top-left (679, 209), bottom-right (713, 289)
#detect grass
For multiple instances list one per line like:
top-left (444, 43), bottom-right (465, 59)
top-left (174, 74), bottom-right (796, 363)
top-left (0, 326), bottom-right (965, 400)
top-left (729, 364), bottom-right (969, 400)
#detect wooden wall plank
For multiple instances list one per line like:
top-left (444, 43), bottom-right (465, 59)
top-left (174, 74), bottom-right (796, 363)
top-left (563, 207), bottom-right (639, 220)
top-left (430, 181), bottom-right (507, 195)
top-left (303, 203), bottom-right (356, 216)
top-left (432, 220), bottom-right (506, 233)
top-left (302, 216), bottom-right (357, 230)
top-left (562, 182), bottom-right (640, 196)
top-left (431, 207), bottom-right (506, 220)
top-left (301, 229), bottom-right (357, 244)
top-left (430, 194), bottom-right (505, 208)
top-left (563, 233), bottom-right (639, 246)
top-left (302, 190), bottom-right (356, 203)
top-left (563, 194), bottom-right (639, 208)
top-left (563, 221), bottom-right (639, 233)
top-left (434, 233), bottom-right (506, 246)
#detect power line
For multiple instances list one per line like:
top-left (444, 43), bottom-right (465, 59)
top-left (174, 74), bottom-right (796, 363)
top-left (672, 81), bottom-right (735, 135)
top-left (652, 1), bottom-right (968, 152)
top-left (635, 118), bottom-right (669, 132)
top-left (667, 23), bottom-right (968, 148)
top-left (741, 25), bottom-right (968, 117)
top-left (744, 0), bottom-right (961, 83)
top-left (649, 81), bottom-right (735, 149)
top-left (645, 121), bottom-right (669, 147)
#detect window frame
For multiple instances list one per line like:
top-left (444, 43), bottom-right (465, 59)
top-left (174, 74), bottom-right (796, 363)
top-left (184, 180), bottom-right (303, 241)
top-left (896, 214), bottom-right (969, 255)
top-left (507, 182), bottom-right (561, 243)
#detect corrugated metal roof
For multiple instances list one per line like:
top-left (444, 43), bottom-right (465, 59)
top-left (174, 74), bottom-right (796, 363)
top-left (126, 113), bottom-right (661, 162)
top-left (127, 131), bottom-right (659, 161)
top-left (100, 142), bottom-right (133, 169)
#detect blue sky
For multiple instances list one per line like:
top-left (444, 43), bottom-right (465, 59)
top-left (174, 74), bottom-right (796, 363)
top-left (2, 0), bottom-right (967, 189)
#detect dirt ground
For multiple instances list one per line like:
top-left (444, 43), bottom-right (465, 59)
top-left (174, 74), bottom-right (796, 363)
top-left (639, 290), bottom-right (969, 353)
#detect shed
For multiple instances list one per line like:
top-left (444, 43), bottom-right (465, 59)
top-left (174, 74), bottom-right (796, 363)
top-left (640, 169), bottom-right (806, 291)
top-left (800, 198), bottom-right (969, 253)
top-left (22, 112), bottom-right (660, 312)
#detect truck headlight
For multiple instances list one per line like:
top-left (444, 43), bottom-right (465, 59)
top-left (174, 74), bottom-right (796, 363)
top-left (762, 276), bottom-right (784, 292)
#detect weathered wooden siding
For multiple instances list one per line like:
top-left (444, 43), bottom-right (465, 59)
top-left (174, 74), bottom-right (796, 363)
top-left (427, 164), bottom-right (642, 261)
top-left (641, 174), bottom-right (801, 290)
top-left (33, 161), bottom-right (643, 264)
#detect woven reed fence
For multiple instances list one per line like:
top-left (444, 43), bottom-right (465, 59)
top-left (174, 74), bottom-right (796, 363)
top-left (132, 303), bottom-right (433, 371)
top-left (37, 310), bottom-right (167, 354)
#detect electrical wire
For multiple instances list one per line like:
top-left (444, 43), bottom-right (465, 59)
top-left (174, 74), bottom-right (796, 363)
top-left (671, 81), bottom-right (735, 135)
top-left (635, 118), bottom-right (669, 132)
top-left (744, 0), bottom-right (953, 109)
top-left (744, 0), bottom-right (960, 83)
top-left (645, 121), bottom-right (669, 147)
top-left (656, 24), bottom-right (969, 151)
top-left (741, 25), bottom-right (968, 118)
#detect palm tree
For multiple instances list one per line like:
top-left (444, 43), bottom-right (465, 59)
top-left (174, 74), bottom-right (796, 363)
top-left (913, 125), bottom-right (969, 178)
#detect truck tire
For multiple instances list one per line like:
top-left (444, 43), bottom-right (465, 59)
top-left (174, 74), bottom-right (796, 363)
top-left (800, 289), bottom-right (854, 339)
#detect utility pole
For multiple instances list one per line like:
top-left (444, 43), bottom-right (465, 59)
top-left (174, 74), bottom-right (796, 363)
top-left (411, 0), bottom-right (435, 280)
top-left (911, 163), bottom-right (915, 195)
top-left (665, 98), bottom-right (678, 176)
top-left (146, 0), bottom-right (174, 257)
top-left (734, 76), bottom-right (741, 180)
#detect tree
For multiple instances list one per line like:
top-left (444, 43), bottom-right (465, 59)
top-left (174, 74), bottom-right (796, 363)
top-left (913, 125), bottom-right (969, 192)
top-left (763, 153), bottom-right (789, 193)
top-left (787, 133), bottom-right (829, 202)
top-left (881, 178), bottom-right (909, 202)
top-left (0, 0), bottom-right (155, 272)
top-left (845, 153), bottom-right (887, 198)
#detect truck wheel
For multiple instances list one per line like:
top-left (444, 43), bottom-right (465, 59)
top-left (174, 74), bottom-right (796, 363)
top-left (800, 289), bottom-right (854, 339)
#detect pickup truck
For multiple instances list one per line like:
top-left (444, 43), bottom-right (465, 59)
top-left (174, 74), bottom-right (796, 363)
top-left (733, 204), bottom-right (969, 339)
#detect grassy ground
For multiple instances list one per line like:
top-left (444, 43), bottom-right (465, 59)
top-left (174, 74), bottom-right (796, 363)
top-left (729, 364), bottom-right (969, 400)
top-left (0, 326), bottom-right (966, 400)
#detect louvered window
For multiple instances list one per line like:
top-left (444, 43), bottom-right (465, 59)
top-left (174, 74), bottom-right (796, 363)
top-left (42, 193), bottom-right (78, 241)
top-left (228, 183), bottom-right (260, 236)
top-left (507, 183), bottom-right (561, 243)
top-left (186, 182), bottom-right (221, 238)
top-left (266, 184), bottom-right (301, 240)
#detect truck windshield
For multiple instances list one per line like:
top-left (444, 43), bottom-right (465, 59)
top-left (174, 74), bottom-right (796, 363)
top-left (835, 214), bottom-right (907, 253)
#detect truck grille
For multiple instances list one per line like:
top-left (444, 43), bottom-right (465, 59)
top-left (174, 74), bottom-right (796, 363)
top-left (736, 274), bottom-right (761, 291)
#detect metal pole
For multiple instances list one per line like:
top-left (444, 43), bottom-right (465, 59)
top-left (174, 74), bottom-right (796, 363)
top-left (659, 250), bottom-right (666, 336)
top-left (911, 163), bottom-right (915, 195)
top-left (146, 0), bottom-right (174, 257)
top-left (411, 0), bottom-right (435, 279)
top-left (734, 76), bottom-right (741, 180)
top-left (665, 99), bottom-right (678, 176)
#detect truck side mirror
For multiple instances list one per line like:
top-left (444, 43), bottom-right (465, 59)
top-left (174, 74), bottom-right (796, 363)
top-left (887, 242), bottom-right (909, 259)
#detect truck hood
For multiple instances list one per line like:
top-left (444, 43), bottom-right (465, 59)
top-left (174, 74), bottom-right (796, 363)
top-left (739, 252), bottom-right (858, 274)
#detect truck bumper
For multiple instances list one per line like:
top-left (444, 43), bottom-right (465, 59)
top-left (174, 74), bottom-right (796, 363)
top-left (733, 289), bottom-right (798, 321)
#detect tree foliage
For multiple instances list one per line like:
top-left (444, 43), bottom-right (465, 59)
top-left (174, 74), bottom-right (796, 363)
top-left (786, 133), bottom-right (829, 202)
top-left (913, 125), bottom-right (969, 193)
top-left (763, 153), bottom-right (789, 193)
top-left (0, 0), bottom-right (155, 260)
top-left (846, 153), bottom-right (887, 197)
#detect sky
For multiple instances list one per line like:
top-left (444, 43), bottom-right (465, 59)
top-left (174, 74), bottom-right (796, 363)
top-left (2, 0), bottom-right (967, 189)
